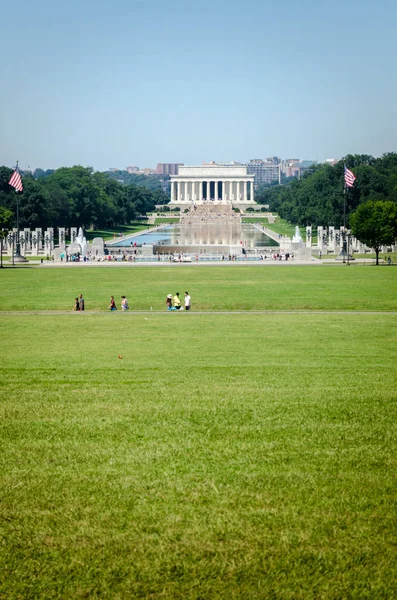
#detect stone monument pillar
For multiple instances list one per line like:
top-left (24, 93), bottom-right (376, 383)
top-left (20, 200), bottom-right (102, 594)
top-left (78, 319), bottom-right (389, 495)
top-left (305, 226), bottom-right (312, 248)
top-left (44, 230), bottom-right (52, 255)
top-left (58, 227), bottom-right (66, 249)
top-left (334, 229), bottom-right (341, 255)
top-left (70, 227), bottom-right (77, 244)
top-left (328, 226), bottom-right (335, 253)
top-left (19, 231), bottom-right (27, 256)
top-left (35, 228), bottom-right (43, 255)
top-left (24, 228), bottom-right (31, 252)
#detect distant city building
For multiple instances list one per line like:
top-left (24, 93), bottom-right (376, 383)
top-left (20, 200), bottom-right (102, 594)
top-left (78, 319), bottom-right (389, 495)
top-left (155, 163), bottom-right (184, 176)
top-left (324, 158), bottom-right (340, 166)
top-left (280, 159), bottom-right (317, 179)
top-left (126, 165), bottom-right (140, 173)
top-left (138, 168), bottom-right (155, 176)
top-left (212, 159), bottom-right (281, 187)
top-left (245, 159), bottom-right (281, 187)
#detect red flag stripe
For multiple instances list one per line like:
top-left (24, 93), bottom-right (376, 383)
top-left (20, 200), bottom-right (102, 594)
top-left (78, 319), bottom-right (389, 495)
top-left (9, 170), bottom-right (23, 192)
top-left (344, 166), bottom-right (356, 188)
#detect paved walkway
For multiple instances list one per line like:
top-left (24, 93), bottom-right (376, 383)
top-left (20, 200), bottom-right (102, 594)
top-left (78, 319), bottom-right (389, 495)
top-left (1, 310), bottom-right (396, 316)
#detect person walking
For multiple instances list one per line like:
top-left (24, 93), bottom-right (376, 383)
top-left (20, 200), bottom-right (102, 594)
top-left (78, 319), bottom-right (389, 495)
top-left (184, 291), bottom-right (191, 311)
top-left (121, 296), bottom-right (129, 311)
top-left (79, 294), bottom-right (85, 311)
top-left (73, 297), bottom-right (80, 311)
top-left (108, 296), bottom-right (117, 310)
top-left (173, 293), bottom-right (181, 310)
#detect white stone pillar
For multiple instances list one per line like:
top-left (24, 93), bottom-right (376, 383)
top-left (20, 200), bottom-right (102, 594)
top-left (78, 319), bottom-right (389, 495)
top-left (48, 228), bottom-right (54, 251)
top-left (59, 227), bottom-right (66, 249)
top-left (24, 228), bottom-right (31, 251)
top-left (306, 226), bottom-right (312, 248)
top-left (184, 181), bottom-right (188, 203)
top-left (199, 181), bottom-right (203, 202)
top-left (171, 181), bottom-right (175, 202)
top-left (251, 181), bottom-right (255, 203)
top-left (215, 180), bottom-right (218, 201)
top-left (44, 230), bottom-right (51, 255)
top-left (70, 227), bottom-right (77, 244)
top-left (244, 181), bottom-right (248, 202)
top-left (19, 231), bottom-right (26, 256)
top-left (207, 181), bottom-right (211, 201)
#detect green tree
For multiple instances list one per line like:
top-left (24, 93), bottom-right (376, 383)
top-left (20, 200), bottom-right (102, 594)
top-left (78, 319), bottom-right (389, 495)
top-left (350, 200), bottom-right (397, 265)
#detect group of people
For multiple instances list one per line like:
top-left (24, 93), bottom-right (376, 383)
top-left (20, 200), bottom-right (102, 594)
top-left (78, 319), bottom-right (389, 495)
top-left (166, 292), bottom-right (191, 311)
top-left (108, 295), bottom-right (129, 310)
top-left (73, 292), bottom-right (191, 311)
top-left (73, 294), bottom-right (85, 311)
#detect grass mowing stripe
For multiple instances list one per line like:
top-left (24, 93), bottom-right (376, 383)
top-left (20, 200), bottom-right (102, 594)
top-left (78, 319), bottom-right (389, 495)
top-left (1, 313), bottom-right (396, 598)
top-left (0, 265), bottom-right (396, 311)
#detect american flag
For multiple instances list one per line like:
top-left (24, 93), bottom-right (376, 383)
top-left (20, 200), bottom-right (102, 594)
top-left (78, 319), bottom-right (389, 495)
top-left (8, 167), bottom-right (23, 192)
top-left (344, 165), bottom-right (356, 188)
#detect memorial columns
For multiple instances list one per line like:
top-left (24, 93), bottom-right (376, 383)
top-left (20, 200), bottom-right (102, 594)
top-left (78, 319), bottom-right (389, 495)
top-left (215, 180), bottom-right (218, 201)
top-left (184, 181), bottom-right (188, 202)
top-left (177, 182), bottom-right (180, 201)
top-left (199, 181), bottom-right (203, 202)
top-left (244, 181), bottom-right (247, 202)
top-left (251, 181), bottom-right (255, 203)
top-left (171, 181), bottom-right (175, 202)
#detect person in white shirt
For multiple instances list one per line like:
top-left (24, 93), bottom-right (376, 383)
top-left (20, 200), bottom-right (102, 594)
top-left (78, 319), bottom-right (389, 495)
top-left (121, 296), bottom-right (129, 310)
top-left (184, 291), bottom-right (191, 311)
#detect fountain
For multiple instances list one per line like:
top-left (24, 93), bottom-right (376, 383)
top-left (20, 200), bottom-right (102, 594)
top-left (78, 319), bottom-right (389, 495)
top-left (68, 227), bottom-right (88, 258)
top-left (75, 227), bottom-right (87, 257)
top-left (292, 226), bottom-right (303, 244)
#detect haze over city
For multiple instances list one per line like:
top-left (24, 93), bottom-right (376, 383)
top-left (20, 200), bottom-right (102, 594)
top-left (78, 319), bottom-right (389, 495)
top-left (1, 0), bottom-right (396, 171)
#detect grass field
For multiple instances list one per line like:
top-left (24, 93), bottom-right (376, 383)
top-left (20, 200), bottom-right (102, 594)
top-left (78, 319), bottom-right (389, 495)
top-left (1, 266), bottom-right (397, 598)
top-left (154, 217), bottom-right (180, 224)
top-left (0, 265), bottom-right (396, 312)
top-left (84, 222), bottom-right (152, 242)
top-left (242, 217), bottom-right (269, 225)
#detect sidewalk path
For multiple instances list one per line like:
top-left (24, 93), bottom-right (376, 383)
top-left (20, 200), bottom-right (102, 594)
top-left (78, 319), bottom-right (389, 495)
top-left (1, 310), bottom-right (396, 316)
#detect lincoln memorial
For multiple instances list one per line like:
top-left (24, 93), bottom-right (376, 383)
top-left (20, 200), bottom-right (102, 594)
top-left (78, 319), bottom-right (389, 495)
top-left (169, 164), bottom-right (256, 209)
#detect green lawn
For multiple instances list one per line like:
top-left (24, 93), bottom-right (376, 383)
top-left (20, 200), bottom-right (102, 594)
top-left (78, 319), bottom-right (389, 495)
top-left (84, 221), bottom-right (151, 242)
top-left (0, 311), bottom-right (396, 598)
top-left (242, 217), bottom-right (269, 225)
top-left (154, 217), bottom-right (180, 224)
top-left (0, 265), bottom-right (396, 312)
top-left (266, 218), bottom-right (306, 239)
top-left (1, 267), bottom-right (397, 598)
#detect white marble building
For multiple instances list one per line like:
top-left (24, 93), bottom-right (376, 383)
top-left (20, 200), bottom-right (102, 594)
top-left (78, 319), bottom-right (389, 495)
top-left (169, 165), bottom-right (256, 209)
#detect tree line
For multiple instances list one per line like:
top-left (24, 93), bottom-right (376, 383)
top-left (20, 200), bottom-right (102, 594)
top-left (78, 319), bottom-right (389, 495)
top-left (255, 153), bottom-right (397, 226)
top-left (0, 166), bottom-right (169, 230)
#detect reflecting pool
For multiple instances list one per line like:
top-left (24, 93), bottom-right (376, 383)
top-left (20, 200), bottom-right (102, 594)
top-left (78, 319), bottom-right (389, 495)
top-left (111, 222), bottom-right (276, 249)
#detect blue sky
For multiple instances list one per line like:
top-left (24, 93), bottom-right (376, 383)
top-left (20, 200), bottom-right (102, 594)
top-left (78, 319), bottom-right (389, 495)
top-left (1, 0), bottom-right (396, 171)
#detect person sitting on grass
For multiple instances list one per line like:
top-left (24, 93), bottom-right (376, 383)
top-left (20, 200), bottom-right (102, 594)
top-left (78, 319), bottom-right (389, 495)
top-left (166, 294), bottom-right (173, 310)
top-left (121, 296), bottom-right (129, 311)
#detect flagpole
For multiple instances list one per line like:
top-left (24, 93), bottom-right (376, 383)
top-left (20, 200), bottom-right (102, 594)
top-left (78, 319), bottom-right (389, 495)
top-left (342, 164), bottom-right (346, 263)
top-left (12, 161), bottom-right (28, 264)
